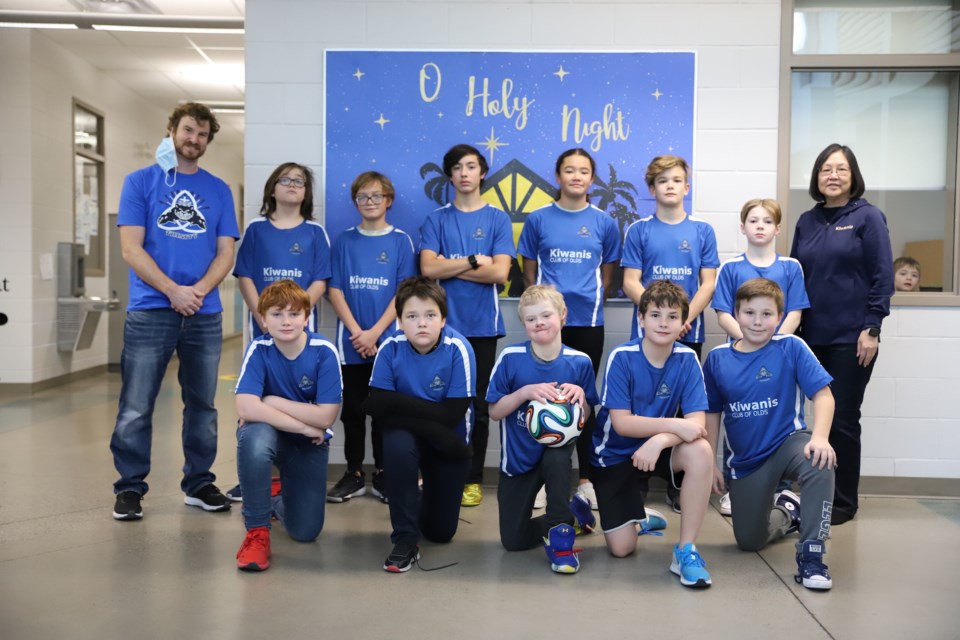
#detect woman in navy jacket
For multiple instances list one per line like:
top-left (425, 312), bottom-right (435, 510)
top-left (790, 143), bottom-right (893, 525)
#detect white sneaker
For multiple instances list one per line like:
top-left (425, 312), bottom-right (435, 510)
top-left (533, 485), bottom-right (547, 509)
top-left (576, 481), bottom-right (599, 511)
top-left (719, 492), bottom-right (732, 516)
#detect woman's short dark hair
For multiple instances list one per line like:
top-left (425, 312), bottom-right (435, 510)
top-left (808, 143), bottom-right (866, 203)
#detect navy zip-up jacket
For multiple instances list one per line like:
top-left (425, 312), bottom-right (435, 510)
top-left (790, 198), bottom-right (893, 346)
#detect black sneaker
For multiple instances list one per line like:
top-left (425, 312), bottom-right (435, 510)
top-left (371, 471), bottom-right (388, 504)
top-left (225, 484), bottom-right (243, 502)
top-left (112, 491), bottom-right (143, 521)
top-left (327, 471), bottom-right (366, 503)
top-left (666, 485), bottom-right (682, 514)
top-left (383, 541), bottom-right (419, 573)
top-left (184, 484), bottom-right (232, 512)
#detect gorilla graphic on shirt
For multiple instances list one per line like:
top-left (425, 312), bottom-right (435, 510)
top-left (157, 190), bottom-right (207, 234)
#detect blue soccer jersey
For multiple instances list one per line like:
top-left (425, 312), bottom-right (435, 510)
top-left (234, 217), bottom-right (332, 337)
top-left (592, 340), bottom-right (708, 467)
top-left (419, 203), bottom-right (516, 338)
top-left (486, 342), bottom-right (600, 476)
top-left (517, 202), bottom-right (621, 327)
top-left (235, 331), bottom-right (343, 440)
top-left (369, 325), bottom-right (477, 444)
top-left (621, 214), bottom-right (720, 342)
top-left (118, 165), bottom-right (240, 313)
top-left (712, 254), bottom-right (809, 333)
top-left (703, 335), bottom-right (832, 479)
top-left (329, 226), bottom-right (416, 365)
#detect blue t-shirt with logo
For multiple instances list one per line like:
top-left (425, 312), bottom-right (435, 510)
top-left (118, 164), bottom-right (240, 313)
top-left (486, 342), bottom-right (600, 476)
top-left (703, 335), bottom-right (832, 479)
top-left (517, 202), bottom-right (621, 327)
top-left (419, 203), bottom-right (516, 338)
top-left (329, 226), bottom-right (416, 365)
top-left (621, 214), bottom-right (720, 342)
top-left (712, 254), bottom-right (809, 334)
top-left (369, 325), bottom-right (476, 444)
top-left (592, 340), bottom-right (708, 468)
top-left (234, 217), bottom-right (332, 338)
top-left (234, 331), bottom-right (343, 441)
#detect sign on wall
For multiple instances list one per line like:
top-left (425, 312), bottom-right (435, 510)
top-left (325, 50), bottom-right (695, 295)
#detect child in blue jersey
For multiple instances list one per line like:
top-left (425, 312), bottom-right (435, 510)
top-left (622, 155), bottom-right (719, 356)
top-left (712, 198), bottom-right (810, 513)
top-left (703, 278), bottom-right (836, 590)
top-left (233, 280), bottom-right (343, 572)
top-left (360, 277), bottom-right (476, 573)
top-left (591, 280), bottom-right (715, 589)
top-left (234, 162), bottom-right (331, 339)
top-left (487, 285), bottom-right (601, 574)
top-left (420, 144), bottom-right (515, 508)
top-left (326, 172), bottom-right (416, 505)
top-left (517, 148), bottom-right (622, 511)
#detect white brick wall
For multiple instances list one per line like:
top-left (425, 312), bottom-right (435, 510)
top-left (246, 0), bottom-right (960, 479)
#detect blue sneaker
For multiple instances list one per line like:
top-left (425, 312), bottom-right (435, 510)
top-left (543, 524), bottom-right (581, 574)
top-left (775, 489), bottom-right (801, 535)
top-left (568, 494), bottom-right (596, 534)
top-left (638, 508), bottom-right (667, 536)
top-left (670, 543), bottom-right (712, 588)
top-left (795, 539), bottom-right (832, 590)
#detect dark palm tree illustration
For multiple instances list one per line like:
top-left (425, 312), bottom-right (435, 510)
top-left (592, 163), bottom-right (640, 237)
top-left (420, 162), bottom-right (451, 206)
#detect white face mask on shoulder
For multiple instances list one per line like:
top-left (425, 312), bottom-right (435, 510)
top-left (155, 135), bottom-right (177, 186)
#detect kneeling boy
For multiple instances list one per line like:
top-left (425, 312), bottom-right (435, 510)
top-left (592, 280), bottom-right (715, 588)
top-left (234, 280), bottom-right (343, 571)
top-left (487, 285), bottom-right (600, 574)
top-left (703, 278), bottom-right (836, 590)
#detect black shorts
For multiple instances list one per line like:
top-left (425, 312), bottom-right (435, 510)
top-left (592, 448), bottom-right (683, 533)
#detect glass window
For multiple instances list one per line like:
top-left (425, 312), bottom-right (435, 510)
top-left (794, 0), bottom-right (960, 55)
top-left (73, 99), bottom-right (105, 276)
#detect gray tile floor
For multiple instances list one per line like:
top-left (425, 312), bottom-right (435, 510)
top-left (1, 342), bottom-right (958, 640)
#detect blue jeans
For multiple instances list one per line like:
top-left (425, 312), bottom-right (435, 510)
top-left (237, 422), bottom-right (328, 540)
top-left (110, 309), bottom-right (222, 496)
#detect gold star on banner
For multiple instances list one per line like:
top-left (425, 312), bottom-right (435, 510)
top-left (554, 65), bottom-right (570, 82)
top-left (651, 88), bottom-right (663, 100)
top-left (353, 68), bottom-right (365, 81)
top-left (374, 113), bottom-right (390, 130)
top-left (478, 126), bottom-right (509, 166)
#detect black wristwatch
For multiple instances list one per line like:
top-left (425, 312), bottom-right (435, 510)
top-left (468, 254), bottom-right (480, 270)
top-left (867, 327), bottom-right (880, 338)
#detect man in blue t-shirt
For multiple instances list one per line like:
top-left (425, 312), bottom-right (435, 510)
top-left (110, 102), bottom-right (240, 522)
top-left (420, 144), bottom-right (515, 508)
top-left (703, 278), bottom-right (837, 590)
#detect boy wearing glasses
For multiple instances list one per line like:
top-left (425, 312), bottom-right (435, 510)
top-left (419, 144), bottom-right (515, 507)
top-left (235, 162), bottom-right (331, 339)
top-left (326, 172), bottom-right (417, 503)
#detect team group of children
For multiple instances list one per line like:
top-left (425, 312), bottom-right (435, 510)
top-left (228, 144), bottom-right (842, 591)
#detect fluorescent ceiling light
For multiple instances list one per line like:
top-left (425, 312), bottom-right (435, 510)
top-left (0, 21), bottom-right (78, 29)
top-left (91, 24), bottom-right (243, 34)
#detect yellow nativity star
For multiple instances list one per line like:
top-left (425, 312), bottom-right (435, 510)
top-left (478, 127), bottom-right (509, 166)
top-left (374, 113), bottom-right (390, 130)
top-left (651, 88), bottom-right (663, 100)
top-left (353, 68), bottom-right (365, 81)
top-left (554, 65), bottom-right (570, 82)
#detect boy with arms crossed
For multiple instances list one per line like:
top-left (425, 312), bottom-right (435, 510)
top-left (362, 277), bottom-right (476, 573)
top-left (703, 278), bottom-right (836, 590)
top-left (419, 144), bottom-right (515, 507)
top-left (326, 171), bottom-right (416, 503)
top-left (487, 285), bottom-right (600, 574)
top-left (234, 280), bottom-right (342, 572)
top-left (592, 280), bottom-right (715, 588)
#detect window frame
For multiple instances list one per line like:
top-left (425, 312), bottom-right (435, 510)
top-left (72, 98), bottom-right (106, 277)
top-left (778, 1), bottom-right (960, 306)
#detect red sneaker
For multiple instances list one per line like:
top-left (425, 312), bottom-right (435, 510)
top-left (271, 476), bottom-right (282, 497)
top-left (236, 527), bottom-right (271, 571)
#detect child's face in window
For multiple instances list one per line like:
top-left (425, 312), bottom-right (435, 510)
top-left (894, 266), bottom-right (920, 292)
top-left (400, 296), bottom-right (446, 354)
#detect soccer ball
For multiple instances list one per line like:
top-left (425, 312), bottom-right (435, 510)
top-left (525, 396), bottom-right (584, 447)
